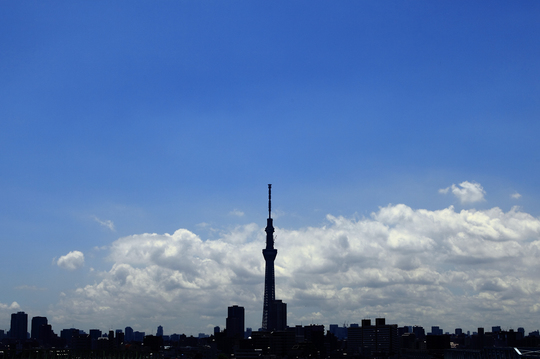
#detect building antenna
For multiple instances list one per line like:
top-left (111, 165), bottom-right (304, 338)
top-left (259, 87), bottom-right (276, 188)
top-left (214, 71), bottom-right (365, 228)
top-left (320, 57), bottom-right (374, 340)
top-left (268, 184), bottom-right (272, 219)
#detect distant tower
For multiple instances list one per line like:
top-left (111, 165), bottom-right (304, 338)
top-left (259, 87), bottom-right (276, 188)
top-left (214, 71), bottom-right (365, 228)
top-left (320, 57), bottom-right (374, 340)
top-left (262, 184), bottom-right (278, 330)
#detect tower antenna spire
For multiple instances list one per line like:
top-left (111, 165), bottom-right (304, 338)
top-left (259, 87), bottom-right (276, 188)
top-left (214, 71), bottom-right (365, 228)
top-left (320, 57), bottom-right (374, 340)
top-left (268, 184), bottom-right (272, 219)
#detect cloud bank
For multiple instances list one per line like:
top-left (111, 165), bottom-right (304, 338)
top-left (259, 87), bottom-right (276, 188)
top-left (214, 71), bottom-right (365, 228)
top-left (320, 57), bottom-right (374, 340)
top-left (57, 251), bottom-right (85, 271)
top-left (50, 203), bottom-right (540, 334)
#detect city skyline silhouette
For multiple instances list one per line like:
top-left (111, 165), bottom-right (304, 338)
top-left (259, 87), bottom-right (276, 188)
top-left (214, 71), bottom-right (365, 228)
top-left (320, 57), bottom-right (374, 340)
top-left (2, 185), bottom-right (540, 338)
top-left (3, 185), bottom-right (540, 358)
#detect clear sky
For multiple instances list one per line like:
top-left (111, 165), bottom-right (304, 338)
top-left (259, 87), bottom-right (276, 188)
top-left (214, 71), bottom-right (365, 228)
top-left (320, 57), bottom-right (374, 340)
top-left (1, 1), bottom-right (540, 336)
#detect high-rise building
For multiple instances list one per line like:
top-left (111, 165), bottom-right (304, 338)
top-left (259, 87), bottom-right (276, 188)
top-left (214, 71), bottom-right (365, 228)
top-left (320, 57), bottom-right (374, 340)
top-left (10, 311), bottom-right (28, 340)
top-left (261, 184), bottom-right (287, 331)
top-left (124, 327), bottom-right (133, 343)
top-left (133, 331), bottom-right (145, 342)
top-left (348, 318), bottom-right (398, 356)
top-left (157, 325), bottom-right (163, 337)
top-left (89, 329), bottom-right (102, 340)
top-left (31, 316), bottom-right (48, 341)
top-left (226, 305), bottom-right (245, 338)
top-left (413, 326), bottom-right (425, 339)
top-left (270, 300), bottom-right (287, 331)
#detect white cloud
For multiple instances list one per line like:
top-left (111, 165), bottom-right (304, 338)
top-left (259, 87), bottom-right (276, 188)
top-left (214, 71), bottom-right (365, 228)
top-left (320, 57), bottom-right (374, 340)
top-left (438, 187), bottom-right (450, 195)
top-left (57, 251), bottom-right (85, 271)
top-left (229, 209), bottom-right (245, 217)
top-left (0, 302), bottom-right (20, 311)
top-left (440, 181), bottom-right (486, 204)
top-left (93, 216), bottom-right (115, 231)
top-left (511, 192), bottom-right (522, 199)
top-left (50, 204), bottom-right (540, 334)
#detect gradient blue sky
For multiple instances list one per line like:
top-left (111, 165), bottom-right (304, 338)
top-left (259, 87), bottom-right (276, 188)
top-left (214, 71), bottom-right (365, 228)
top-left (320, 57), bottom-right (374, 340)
top-left (1, 1), bottom-right (540, 336)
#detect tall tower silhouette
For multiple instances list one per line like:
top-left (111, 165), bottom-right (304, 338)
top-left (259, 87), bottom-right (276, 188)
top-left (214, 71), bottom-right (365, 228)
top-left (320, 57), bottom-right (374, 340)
top-left (262, 184), bottom-right (277, 330)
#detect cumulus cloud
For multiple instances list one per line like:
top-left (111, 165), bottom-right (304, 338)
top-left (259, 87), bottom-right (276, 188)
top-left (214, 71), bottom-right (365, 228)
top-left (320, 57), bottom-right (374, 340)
top-left (511, 192), bottom-right (522, 199)
top-left (93, 216), bottom-right (115, 231)
top-left (440, 181), bottom-right (486, 204)
top-left (0, 302), bottom-right (20, 311)
top-left (56, 251), bottom-right (85, 271)
top-left (50, 204), bottom-right (540, 334)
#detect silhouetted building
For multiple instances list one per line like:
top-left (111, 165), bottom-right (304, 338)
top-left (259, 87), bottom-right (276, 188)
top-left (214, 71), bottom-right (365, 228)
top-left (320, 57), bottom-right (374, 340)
top-left (89, 329), bottom-right (102, 349)
top-left (61, 328), bottom-right (80, 348)
top-left (269, 300), bottom-right (287, 331)
top-left (89, 329), bottom-right (101, 341)
top-left (39, 324), bottom-right (56, 347)
top-left (157, 325), bottom-right (163, 337)
top-left (330, 324), bottom-right (348, 340)
top-left (10, 311), bottom-right (28, 340)
top-left (412, 326), bottom-right (426, 340)
top-left (116, 330), bottom-right (124, 347)
top-left (400, 332), bottom-right (418, 350)
top-left (144, 335), bottom-right (163, 351)
top-left (249, 330), bottom-right (296, 357)
top-left (133, 331), bottom-right (145, 342)
top-left (124, 327), bottom-right (133, 342)
top-left (398, 326), bottom-right (410, 337)
top-left (426, 334), bottom-right (450, 349)
top-left (31, 316), bottom-right (48, 341)
top-left (289, 324), bottom-right (325, 350)
top-left (93, 337), bottom-right (110, 350)
top-left (227, 305), bottom-right (245, 338)
top-left (348, 318), bottom-right (399, 357)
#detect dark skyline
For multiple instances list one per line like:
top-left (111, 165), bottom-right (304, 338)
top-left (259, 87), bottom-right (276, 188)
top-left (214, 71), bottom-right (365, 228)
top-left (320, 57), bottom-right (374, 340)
top-left (4, 309), bottom-right (539, 341)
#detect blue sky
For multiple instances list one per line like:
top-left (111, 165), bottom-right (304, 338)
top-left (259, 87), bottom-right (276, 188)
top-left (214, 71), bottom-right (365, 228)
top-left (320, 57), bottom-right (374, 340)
top-left (1, 1), bottom-right (540, 336)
